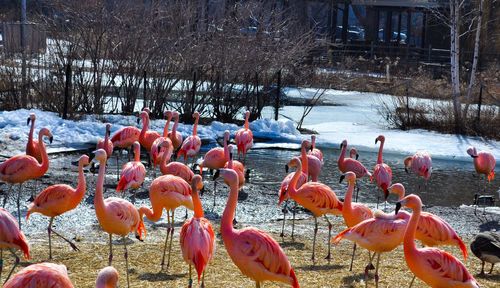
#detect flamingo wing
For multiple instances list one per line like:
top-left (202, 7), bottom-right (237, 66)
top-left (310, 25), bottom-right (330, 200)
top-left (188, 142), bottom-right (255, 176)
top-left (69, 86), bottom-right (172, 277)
top-left (180, 218), bottom-right (216, 279)
top-left (104, 198), bottom-right (140, 232)
top-left (3, 263), bottom-right (73, 288)
top-left (297, 182), bottom-right (343, 215)
top-left (342, 159), bottom-right (371, 178)
top-left (0, 155), bottom-right (35, 177)
top-left (118, 162), bottom-right (146, 190)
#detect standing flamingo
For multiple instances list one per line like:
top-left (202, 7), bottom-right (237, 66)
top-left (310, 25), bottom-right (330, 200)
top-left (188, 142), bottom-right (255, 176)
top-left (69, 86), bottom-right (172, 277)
top-left (234, 110), bottom-right (254, 162)
top-left (93, 149), bottom-right (146, 288)
top-left (349, 148), bottom-right (359, 160)
top-left (138, 110), bottom-right (161, 160)
top-left (308, 135), bottom-right (323, 163)
top-left (116, 141), bottom-right (146, 202)
top-left (96, 266), bottom-right (119, 288)
top-left (467, 146), bottom-right (496, 214)
top-left (3, 263), bottom-right (73, 288)
top-left (216, 168), bottom-right (299, 288)
top-left (138, 174), bottom-right (193, 269)
top-left (97, 123), bottom-right (114, 159)
top-left (111, 121), bottom-right (141, 180)
top-left (0, 208), bottom-right (30, 282)
top-left (396, 194), bottom-right (479, 287)
top-left (26, 113), bottom-right (42, 163)
top-left (168, 111), bottom-right (183, 151)
top-left (178, 111), bottom-right (202, 164)
top-left (372, 135), bottom-right (392, 207)
top-left (0, 127), bottom-right (52, 229)
top-left (404, 151), bottom-right (432, 181)
top-left (281, 157), bottom-right (343, 261)
top-left (26, 155), bottom-right (89, 259)
top-left (150, 111), bottom-right (174, 173)
top-left (339, 172), bottom-right (374, 271)
top-left (159, 140), bottom-right (194, 183)
top-left (304, 140), bottom-right (322, 182)
top-left (338, 139), bottom-right (371, 202)
top-left (180, 175), bottom-right (215, 287)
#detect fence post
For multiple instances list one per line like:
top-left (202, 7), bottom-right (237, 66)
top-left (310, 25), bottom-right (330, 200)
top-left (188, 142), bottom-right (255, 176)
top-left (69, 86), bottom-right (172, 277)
top-left (405, 81), bottom-right (410, 130)
top-left (476, 83), bottom-right (483, 124)
top-left (275, 70), bottom-right (281, 121)
top-left (191, 69), bottom-right (197, 115)
top-left (63, 61), bottom-right (72, 119)
top-left (370, 41), bottom-right (374, 59)
top-left (427, 44), bottom-right (432, 62)
top-left (143, 70), bottom-right (147, 110)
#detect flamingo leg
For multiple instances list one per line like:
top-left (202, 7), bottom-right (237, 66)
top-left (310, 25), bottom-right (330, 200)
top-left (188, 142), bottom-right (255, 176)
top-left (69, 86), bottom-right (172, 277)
top-left (48, 217), bottom-right (53, 259)
top-left (48, 217), bottom-right (79, 253)
top-left (489, 263), bottom-right (495, 274)
top-left (312, 217), bottom-right (318, 261)
top-left (374, 253), bottom-right (381, 288)
top-left (324, 215), bottom-right (332, 260)
top-left (108, 233), bottom-right (113, 266)
top-left (409, 275), bottom-right (416, 288)
top-left (28, 179), bottom-right (37, 202)
top-left (201, 271), bottom-right (205, 288)
top-left (16, 183), bottom-right (22, 230)
top-left (188, 264), bottom-right (193, 288)
top-left (213, 180), bottom-right (217, 208)
top-left (2, 185), bottom-right (12, 208)
top-left (161, 210), bottom-right (171, 269)
top-left (116, 150), bottom-right (120, 182)
top-left (167, 210), bottom-right (175, 269)
top-left (123, 236), bottom-right (130, 288)
top-left (366, 251), bottom-right (376, 270)
top-left (349, 243), bottom-right (357, 271)
top-left (0, 249), bottom-right (3, 281)
top-left (4, 249), bottom-right (19, 284)
top-left (256, 281), bottom-right (261, 288)
top-left (291, 202), bottom-right (297, 240)
top-left (355, 180), bottom-right (359, 202)
top-left (280, 200), bottom-right (288, 238)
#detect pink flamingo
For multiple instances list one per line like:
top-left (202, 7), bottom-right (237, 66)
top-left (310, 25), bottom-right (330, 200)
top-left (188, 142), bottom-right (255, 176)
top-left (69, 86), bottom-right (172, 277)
top-left (26, 155), bottom-right (89, 259)
top-left (111, 121), bottom-right (141, 180)
top-left (168, 111), bottom-right (183, 151)
top-left (178, 111), bottom-right (201, 164)
top-left (283, 157), bottom-right (343, 261)
top-left (223, 145), bottom-right (246, 189)
top-left (467, 146), bottom-right (496, 182)
top-left (179, 175), bottom-right (215, 287)
top-left (116, 141), bottom-right (146, 202)
top-left (150, 111), bottom-right (174, 173)
top-left (0, 208), bottom-right (30, 282)
top-left (234, 110), bottom-right (254, 162)
top-left (339, 171), bottom-right (374, 271)
top-left (216, 168), bottom-right (299, 288)
top-left (305, 141), bottom-right (322, 182)
top-left (3, 263), bottom-right (73, 288)
top-left (338, 139), bottom-right (371, 202)
top-left (372, 135), bottom-right (392, 206)
top-left (93, 149), bottom-right (146, 287)
top-left (97, 123), bottom-right (114, 159)
top-left (308, 135), bottom-right (323, 163)
top-left (349, 148), bottom-right (359, 160)
top-left (139, 174), bottom-right (193, 270)
top-left (159, 140), bottom-right (194, 183)
top-left (138, 110), bottom-right (161, 154)
top-left (396, 194), bottom-right (479, 288)
top-left (96, 266), bottom-right (119, 288)
top-left (0, 127), bottom-right (53, 229)
top-left (26, 113), bottom-right (42, 163)
top-left (404, 151), bottom-right (432, 181)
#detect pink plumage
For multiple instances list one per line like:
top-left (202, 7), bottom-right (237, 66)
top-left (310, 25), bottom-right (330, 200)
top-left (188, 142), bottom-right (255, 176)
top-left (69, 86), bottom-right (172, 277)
top-left (234, 110), bottom-right (253, 159)
top-left (372, 135), bottom-right (392, 198)
top-left (178, 111), bottom-right (201, 162)
top-left (404, 151), bottom-right (432, 180)
top-left (467, 146), bottom-right (496, 182)
top-left (3, 263), bottom-right (73, 288)
top-left (95, 266), bottom-right (119, 288)
top-left (138, 110), bottom-right (161, 151)
top-left (0, 208), bottom-right (30, 259)
top-left (116, 142), bottom-right (146, 192)
top-left (26, 113), bottom-right (43, 163)
top-left (97, 123), bottom-right (114, 159)
top-left (111, 126), bottom-right (140, 149)
top-left (308, 135), bottom-right (323, 163)
top-left (338, 139), bottom-right (371, 178)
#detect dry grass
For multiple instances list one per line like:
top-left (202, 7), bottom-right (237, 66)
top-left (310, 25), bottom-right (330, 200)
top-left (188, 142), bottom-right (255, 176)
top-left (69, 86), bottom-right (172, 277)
top-left (3, 219), bottom-right (500, 288)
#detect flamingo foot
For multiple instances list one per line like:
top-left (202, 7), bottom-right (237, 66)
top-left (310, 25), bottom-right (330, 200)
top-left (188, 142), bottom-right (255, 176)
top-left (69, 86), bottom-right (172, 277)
top-left (366, 263), bottom-right (375, 270)
top-left (324, 252), bottom-right (331, 261)
top-left (188, 279), bottom-right (193, 288)
top-left (375, 273), bottom-right (379, 287)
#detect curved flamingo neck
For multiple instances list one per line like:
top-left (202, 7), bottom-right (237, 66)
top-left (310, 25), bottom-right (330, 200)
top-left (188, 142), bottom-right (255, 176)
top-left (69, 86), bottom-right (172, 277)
top-left (403, 203), bottom-right (420, 256)
top-left (37, 132), bottom-right (49, 175)
top-left (192, 189), bottom-right (204, 218)
top-left (140, 114), bottom-right (150, 139)
top-left (244, 113), bottom-right (249, 129)
top-left (28, 118), bottom-right (35, 145)
top-left (223, 135), bottom-right (229, 161)
top-left (311, 137), bottom-right (316, 149)
top-left (193, 115), bottom-right (199, 136)
top-left (344, 180), bottom-right (355, 213)
top-left (172, 116), bottom-right (179, 136)
top-left (160, 147), bottom-right (169, 172)
top-left (133, 144), bottom-right (141, 162)
top-left (74, 161), bottom-right (87, 202)
top-left (288, 161), bottom-right (303, 198)
top-left (377, 139), bottom-right (385, 164)
top-left (103, 127), bottom-right (109, 144)
top-left (163, 116), bottom-right (171, 137)
top-left (338, 143), bottom-right (347, 167)
top-left (300, 145), bottom-right (309, 174)
top-left (138, 206), bottom-right (162, 222)
top-left (221, 179), bottom-right (238, 235)
top-left (94, 159), bottom-right (107, 216)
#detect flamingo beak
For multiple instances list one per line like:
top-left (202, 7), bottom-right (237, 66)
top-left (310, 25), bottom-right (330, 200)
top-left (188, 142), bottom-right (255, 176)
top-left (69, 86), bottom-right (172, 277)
top-left (339, 174), bottom-right (345, 183)
top-left (404, 167), bottom-right (409, 173)
top-left (107, 130), bottom-right (111, 137)
top-left (27, 118), bottom-right (31, 125)
top-left (471, 155), bottom-right (478, 158)
top-left (71, 160), bottom-right (79, 166)
top-left (395, 202), bottom-right (402, 215)
top-left (200, 186), bottom-right (205, 196)
top-left (384, 189), bottom-right (389, 201)
top-left (88, 153), bottom-right (95, 162)
top-left (355, 153), bottom-right (359, 160)
top-left (375, 138), bottom-right (379, 144)
top-left (339, 143), bottom-right (343, 149)
top-left (212, 170), bottom-right (220, 181)
top-left (285, 165), bottom-right (289, 173)
top-left (49, 136), bottom-right (53, 144)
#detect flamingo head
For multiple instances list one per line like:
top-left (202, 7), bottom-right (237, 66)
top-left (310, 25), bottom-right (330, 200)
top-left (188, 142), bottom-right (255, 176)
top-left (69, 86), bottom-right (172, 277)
top-left (340, 139), bottom-right (347, 149)
top-left (375, 135), bottom-right (385, 144)
top-left (286, 157), bottom-right (301, 171)
top-left (349, 148), bottom-right (359, 160)
top-left (39, 128), bottom-right (53, 144)
top-left (164, 110), bottom-right (172, 120)
top-left (396, 194), bottom-right (422, 215)
top-left (137, 110), bottom-right (148, 124)
top-left (193, 111), bottom-right (200, 119)
top-left (403, 156), bottom-right (413, 172)
top-left (339, 171), bottom-right (356, 185)
top-left (173, 111), bottom-right (180, 120)
top-left (105, 123), bottom-right (112, 136)
top-left (79, 155), bottom-right (90, 167)
top-left (96, 266), bottom-right (119, 288)
top-left (27, 113), bottom-right (36, 125)
top-left (214, 168), bottom-right (239, 187)
top-left (191, 175), bottom-right (204, 196)
top-left (388, 183), bottom-right (405, 201)
top-left (466, 146), bottom-right (478, 158)
top-left (301, 140), bottom-right (312, 151)
top-left (245, 110), bottom-right (250, 119)
top-left (311, 134), bottom-right (316, 144)
top-left (142, 107), bottom-right (151, 114)
top-left (92, 149), bottom-right (108, 164)
top-left (223, 130), bottom-right (230, 145)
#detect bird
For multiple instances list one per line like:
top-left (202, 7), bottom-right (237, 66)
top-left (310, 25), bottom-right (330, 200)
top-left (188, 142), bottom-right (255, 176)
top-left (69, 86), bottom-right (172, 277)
top-left (168, 111), bottom-right (183, 151)
top-left (198, 130), bottom-right (230, 206)
top-left (93, 149), bottom-right (146, 288)
top-left (97, 123), bottom-right (114, 159)
top-left (178, 111), bottom-right (202, 164)
top-left (150, 111), bottom-right (174, 173)
top-left (26, 113), bottom-right (42, 163)
top-left (0, 207), bottom-right (30, 282)
top-left (26, 154), bottom-right (89, 259)
top-left (110, 121), bottom-right (141, 180)
top-left (223, 145), bottom-right (246, 189)
top-left (0, 127), bottom-right (53, 230)
top-left (3, 263), bottom-right (74, 288)
top-left (180, 175), bottom-right (215, 287)
top-left (396, 194), bottom-right (479, 288)
top-left (303, 140), bottom-right (322, 182)
top-left (467, 146), bottom-right (496, 182)
top-left (281, 157), bottom-right (343, 261)
top-left (116, 141), bottom-right (146, 202)
top-left (470, 231), bottom-right (500, 275)
top-left (215, 168), bottom-right (299, 288)
top-left (338, 139), bottom-right (371, 202)
top-left (96, 266), bottom-right (119, 288)
top-left (139, 174), bottom-right (193, 269)
top-left (234, 110), bottom-right (254, 162)
top-left (138, 109), bottom-right (161, 155)
top-left (159, 140), bottom-right (195, 184)
top-left (349, 148), bottom-right (359, 160)
top-left (308, 135), bottom-right (323, 163)
top-left (404, 151), bottom-right (432, 181)
top-left (372, 135), bottom-right (392, 207)
top-left (339, 172), bottom-right (374, 271)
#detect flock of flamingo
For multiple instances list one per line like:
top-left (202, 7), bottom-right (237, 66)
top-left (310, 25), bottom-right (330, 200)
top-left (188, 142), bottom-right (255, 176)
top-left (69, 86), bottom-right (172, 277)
top-left (0, 109), bottom-right (497, 287)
